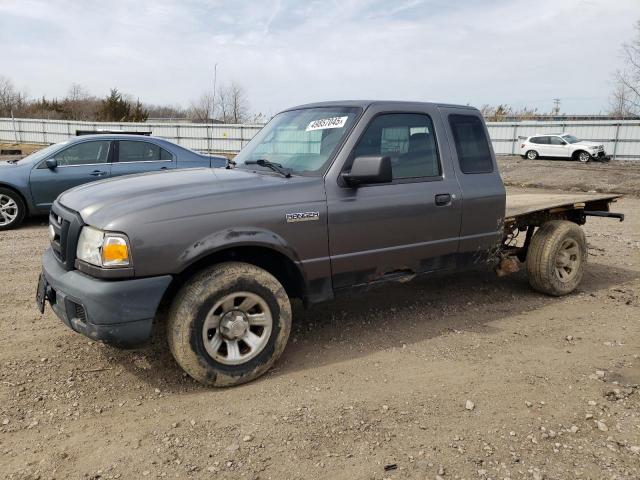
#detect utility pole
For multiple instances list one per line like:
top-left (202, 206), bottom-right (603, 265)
top-left (212, 63), bottom-right (218, 121)
top-left (552, 98), bottom-right (561, 117)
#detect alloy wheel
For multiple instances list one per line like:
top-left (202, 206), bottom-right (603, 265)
top-left (201, 291), bottom-right (273, 365)
top-left (0, 194), bottom-right (18, 226)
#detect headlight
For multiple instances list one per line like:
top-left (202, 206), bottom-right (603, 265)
top-left (590, 146), bottom-right (599, 150)
top-left (76, 226), bottom-right (131, 268)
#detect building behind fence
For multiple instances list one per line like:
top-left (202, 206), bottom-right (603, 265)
top-left (2, 117), bottom-right (640, 159)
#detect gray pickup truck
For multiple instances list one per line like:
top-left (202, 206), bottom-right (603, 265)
top-left (37, 101), bottom-right (624, 386)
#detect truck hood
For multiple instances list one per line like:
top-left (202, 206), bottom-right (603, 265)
top-left (58, 167), bottom-right (320, 230)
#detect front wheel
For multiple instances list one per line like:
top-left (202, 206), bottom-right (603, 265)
top-left (526, 221), bottom-right (587, 296)
top-left (577, 151), bottom-right (591, 163)
top-left (0, 188), bottom-right (26, 231)
top-left (167, 262), bottom-right (292, 387)
top-left (526, 150), bottom-right (539, 160)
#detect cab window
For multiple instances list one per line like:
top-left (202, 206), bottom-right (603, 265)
top-left (448, 114), bottom-right (493, 174)
top-left (351, 113), bottom-right (440, 179)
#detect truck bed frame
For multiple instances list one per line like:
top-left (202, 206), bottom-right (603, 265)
top-left (496, 188), bottom-right (623, 274)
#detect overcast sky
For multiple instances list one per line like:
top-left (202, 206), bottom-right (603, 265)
top-left (1, 0), bottom-right (639, 115)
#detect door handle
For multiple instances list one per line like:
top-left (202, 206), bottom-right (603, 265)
top-left (90, 170), bottom-right (107, 177)
top-left (435, 193), bottom-right (452, 206)
top-left (160, 167), bottom-right (168, 170)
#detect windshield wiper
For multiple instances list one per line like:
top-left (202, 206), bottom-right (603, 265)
top-left (245, 159), bottom-right (292, 178)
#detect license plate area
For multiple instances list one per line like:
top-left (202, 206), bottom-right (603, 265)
top-left (36, 272), bottom-right (48, 314)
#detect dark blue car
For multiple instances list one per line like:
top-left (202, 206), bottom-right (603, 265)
top-left (0, 134), bottom-right (227, 230)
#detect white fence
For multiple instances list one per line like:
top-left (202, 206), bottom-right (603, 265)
top-left (486, 120), bottom-right (640, 160)
top-left (0, 118), bottom-right (263, 154)
top-left (2, 117), bottom-right (640, 159)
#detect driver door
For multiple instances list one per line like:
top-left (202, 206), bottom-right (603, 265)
top-left (29, 140), bottom-right (112, 211)
top-left (325, 109), bottom-right (463, 289)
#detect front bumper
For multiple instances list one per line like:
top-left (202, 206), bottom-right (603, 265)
top-left (42, 248), bottom-right (172, 346)
top-left (592, 150), bottom-right (609, 161)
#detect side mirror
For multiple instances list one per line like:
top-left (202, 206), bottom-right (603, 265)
top-left (45, 158), bottom-right (58, 169)
top-left (342, 156), bottom-right (392, 186)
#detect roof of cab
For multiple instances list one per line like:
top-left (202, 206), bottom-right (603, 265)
top-left (283, 100), bottom-right (479, 112)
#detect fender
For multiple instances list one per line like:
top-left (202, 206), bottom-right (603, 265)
top-left (178, 226), bottom-right (308, 281)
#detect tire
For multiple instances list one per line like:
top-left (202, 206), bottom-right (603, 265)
top-left (526, 150), bottom-right (539, 160)
top-left (576, 151), bottom-right (591, 163)
top-left (167, 261), bottom-right (292, 387)
top-left (526, 220), bottom-right (587, 296)
top-left (0, 187), bottom-right (26, 231)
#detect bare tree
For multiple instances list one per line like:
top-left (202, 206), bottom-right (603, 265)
top-left (188, 91), bottom-right (216, 122)
top-left (0, 75), bottom-right (26, 117)
top-left (146, 103), bottom-right (188, 120)
top-left (610, 20), bottom-right (640, 115)
top-left (480, 104), bottom-right (540, 121)
top-left (217, 87), bottom-right (229, 123)
top-left (217, 81), bottom-right (249, 123)
top-left (63, 83), bottom-right (97, 120)
top-left (67, 83), bottom-right (89, 102)
top-left (608, 80), bottom-right (636, 116)
top-left (480, 104), bottom-right (512, 121)
top-left (228, 81), bottom-right (248, 123)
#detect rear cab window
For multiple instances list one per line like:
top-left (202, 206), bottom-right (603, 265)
top-left (448, 114), bottom-right (493, 174)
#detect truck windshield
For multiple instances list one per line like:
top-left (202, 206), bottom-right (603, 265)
top-left (234, 107), bottom-right (361, 176)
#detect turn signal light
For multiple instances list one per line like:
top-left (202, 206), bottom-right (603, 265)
top-left (102, 237), bottom-right (130, 267)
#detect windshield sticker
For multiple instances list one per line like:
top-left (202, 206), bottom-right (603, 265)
top-left (305, 116), bottom-right (348, 132)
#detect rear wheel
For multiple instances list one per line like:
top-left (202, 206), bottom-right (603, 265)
top-left (167, 262), bottom-right (292, 387)
top-left (526, 150), bottom-right (539, 160)
top-left (526, 220), bottom-right (587, 296)
top-left (0, 188), bottom-right (26, 231)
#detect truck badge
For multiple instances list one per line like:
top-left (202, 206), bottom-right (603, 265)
top-left (286, 212), bottom-right (320, 223)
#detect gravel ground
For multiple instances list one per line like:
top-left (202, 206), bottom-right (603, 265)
top-left (0, 159), bottom-right (639, 480)
top-left (498, 156), bottom-right (640, 196)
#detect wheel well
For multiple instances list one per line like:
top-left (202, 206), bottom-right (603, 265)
top-left (0, 183), bottom-right (28, 211)
top-left (159, 246), bottom-right (306, 312)
top-left (572, 149), bottom-right (588, 159)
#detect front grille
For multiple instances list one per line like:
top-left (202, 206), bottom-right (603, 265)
top-left (49, 210), bottom-right (69, 263)
top-left (50, 202), bottom-right (83, 271)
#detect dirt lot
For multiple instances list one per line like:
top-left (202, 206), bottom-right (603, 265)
top-left (0, 159), bottom-right (639, 480)
top-left (498, 156), bottom-right (640, 196)
top-left (0, 143), bottom-right (45, 156)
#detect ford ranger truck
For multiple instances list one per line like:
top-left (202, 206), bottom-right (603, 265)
top-left (37, 101), bottom-right (624, 386)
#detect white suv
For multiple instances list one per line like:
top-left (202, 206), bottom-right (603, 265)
top-left (519, 134), bottom-right (607, 162)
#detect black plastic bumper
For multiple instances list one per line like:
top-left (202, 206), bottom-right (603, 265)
top-left (41, 248), bottom-right (172, 347)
